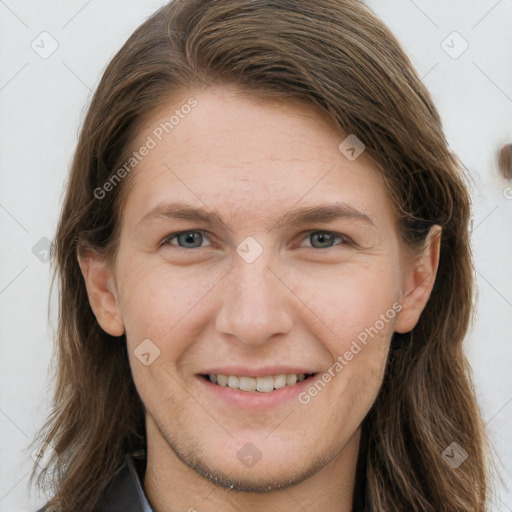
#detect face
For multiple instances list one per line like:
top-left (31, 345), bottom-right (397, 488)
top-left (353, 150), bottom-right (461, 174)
top-left (80, 85), bottom-right (440, 494)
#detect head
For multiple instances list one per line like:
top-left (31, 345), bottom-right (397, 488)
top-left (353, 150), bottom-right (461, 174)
top-left (31, 1), bottom-right (491, 511)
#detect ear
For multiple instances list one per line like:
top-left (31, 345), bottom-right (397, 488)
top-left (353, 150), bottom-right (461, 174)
top-left (77, 248), bottom-right (125, 337)
top-left (395, 225), bottom-right (442, 334)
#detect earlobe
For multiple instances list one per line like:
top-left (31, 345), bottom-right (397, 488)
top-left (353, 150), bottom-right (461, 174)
top-left (395, 225), bottom-right (442, 334)
top-left (77, 248), bottom-right (125, 337)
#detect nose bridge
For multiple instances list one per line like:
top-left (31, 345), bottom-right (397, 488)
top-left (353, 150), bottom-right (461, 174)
top-left (215, 246), bottom-right (294, 345)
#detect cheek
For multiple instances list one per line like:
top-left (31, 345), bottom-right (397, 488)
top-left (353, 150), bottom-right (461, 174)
top-left (295, 261), bottom-right (399, 414)
top-left (297, 261), bottom-right (400, 345)
top-left (118, 260), bottom-right (214, 337)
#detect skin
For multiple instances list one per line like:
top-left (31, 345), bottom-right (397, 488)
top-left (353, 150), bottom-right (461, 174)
top-left (79, 85), bottom-right (441, 512)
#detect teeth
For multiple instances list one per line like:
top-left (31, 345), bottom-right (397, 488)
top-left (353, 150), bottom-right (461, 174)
top-left (216, 374), bottom-right (228, 386)
top-left (207, 373), bottom-right (309, 392)
top-left (227, 375), bottom-right (239, 388)
top-left (256, 376), bottom-right (274, 393)
top-left (286, 374), bottom-right (297, 386)
top-left (273, 374), bottom-right (287, 389)
top-left (239, 376), bottom-right (257, 392)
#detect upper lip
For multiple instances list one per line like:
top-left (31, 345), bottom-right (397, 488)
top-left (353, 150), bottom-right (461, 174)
top-left (199, 366), bottom-right (318, 378)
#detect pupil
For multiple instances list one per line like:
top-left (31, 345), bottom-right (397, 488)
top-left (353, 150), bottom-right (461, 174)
top-left (180, 232), bottom-right (201, 247)
top-left (313, 232), bottom-right (332, 248)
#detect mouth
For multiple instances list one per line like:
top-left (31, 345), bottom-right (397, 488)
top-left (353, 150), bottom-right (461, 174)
top-left (199, 372), bottom-right (317, 393)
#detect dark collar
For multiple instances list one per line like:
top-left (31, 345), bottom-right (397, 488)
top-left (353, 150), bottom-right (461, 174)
top-left (93, 452), bottom-right (155, 512)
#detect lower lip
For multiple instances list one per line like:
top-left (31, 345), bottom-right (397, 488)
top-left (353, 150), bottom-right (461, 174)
top-left (196, 374), bottom-right (318, 409)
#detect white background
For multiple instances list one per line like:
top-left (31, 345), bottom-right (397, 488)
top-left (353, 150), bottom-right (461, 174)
top-left (0, 1), bottom-right (511, 511)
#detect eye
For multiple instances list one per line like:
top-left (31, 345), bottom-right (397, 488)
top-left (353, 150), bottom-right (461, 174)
top-left (160, 230), bottom-right (212, 249)
top-left (299, 230), bottom-right (353, 249)
top-left (160, 229), bottom-right (354, 251)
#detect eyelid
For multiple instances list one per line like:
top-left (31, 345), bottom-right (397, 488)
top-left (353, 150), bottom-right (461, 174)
top-left (297, 230), bottom-right (354, 248)
top-left (160, 229), bottom-right (213, 248)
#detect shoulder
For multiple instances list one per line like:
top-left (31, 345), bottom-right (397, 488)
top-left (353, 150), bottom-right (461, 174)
top-left (94, 453), bottom-right (146, 512)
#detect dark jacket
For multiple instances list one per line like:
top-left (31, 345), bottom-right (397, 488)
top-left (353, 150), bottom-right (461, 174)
top-left (36, 452), bottom-right (154, 512)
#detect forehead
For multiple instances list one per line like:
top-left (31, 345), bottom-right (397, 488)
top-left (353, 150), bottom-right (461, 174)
top-left (121, 85), bottom-right (396, 232)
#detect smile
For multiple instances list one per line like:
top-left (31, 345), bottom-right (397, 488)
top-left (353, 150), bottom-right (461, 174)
top-left (202, 373), bottom-right (315, 392)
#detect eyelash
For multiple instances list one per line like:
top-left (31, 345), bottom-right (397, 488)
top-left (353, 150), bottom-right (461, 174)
top-left (159, 230), bottom-right (355, 251)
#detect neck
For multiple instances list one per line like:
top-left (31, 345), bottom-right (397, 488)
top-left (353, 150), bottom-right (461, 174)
top-left (143, 415), bottom-right (362, 512)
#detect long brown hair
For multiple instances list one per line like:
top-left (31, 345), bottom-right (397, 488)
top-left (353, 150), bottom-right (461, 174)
top-left (30, 0), bottom-right (493, 510)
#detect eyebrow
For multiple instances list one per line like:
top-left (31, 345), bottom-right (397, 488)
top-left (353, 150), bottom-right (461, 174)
top-left (137, 201), bottom-right (377, 231)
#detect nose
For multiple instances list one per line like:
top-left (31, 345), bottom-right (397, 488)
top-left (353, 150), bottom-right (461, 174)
top-left (215, 246), bottom-right (294, 347)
